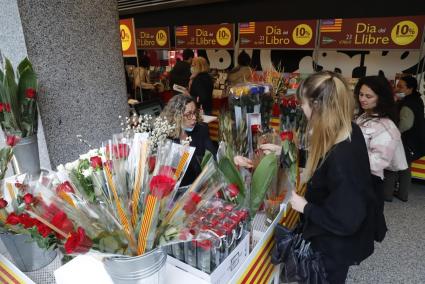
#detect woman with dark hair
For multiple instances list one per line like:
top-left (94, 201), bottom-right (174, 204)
top-left (133, 55), bottom-right (158, 101)
top-left (227, 51), bottom-right (253, 86)
top-left (161, 95), bottom-right (216, 186)
top-left (355, 76), bottom-right (408, 202)
top-left (394, 75), bottom-right (425, 201)
top-left (290, 71), bottom-right (377, 283)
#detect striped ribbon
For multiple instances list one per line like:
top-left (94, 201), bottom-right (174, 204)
top-left (0, 259), bottom-right (25, 284)
top-left (174, 151), bottom-right (189, 180)
top-left (137, 194), bottom-right (158, 255)
top-left (105, 167), bottom-right (136, 251)
top-left (131, 141), bottom-right (148, 227)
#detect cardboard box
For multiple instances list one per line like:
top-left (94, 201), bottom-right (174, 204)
top-left (167, 232), bottom-right (250, 284)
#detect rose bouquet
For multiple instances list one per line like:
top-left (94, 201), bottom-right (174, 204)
top-left (0, 57), bottom-right (38, 138)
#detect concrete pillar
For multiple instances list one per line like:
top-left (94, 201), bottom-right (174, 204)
top-left (16, 0), bottom-right (129, 167)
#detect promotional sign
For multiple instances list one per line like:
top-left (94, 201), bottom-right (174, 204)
top-left (136, 27), bottom-right (170, 49)
top-left (120, 18), bottom-right (137, 57)
top-left (239, 20), bottom-right (317, 49)
top-left (319, 16), bottom-right (425, 49)
top-left (175, 23), bottom-right (234, 49)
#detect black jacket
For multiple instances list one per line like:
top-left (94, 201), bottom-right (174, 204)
top-left (399, 92), bottom-right (425, 161)
top-left (190, 72), bottom-right (213, 115)
top-left (302, 123), bottom-right (376, 266)
top-left (169, 61), bottom-right (191, 91)
top-left (177, 123), bottom-right (217, 186)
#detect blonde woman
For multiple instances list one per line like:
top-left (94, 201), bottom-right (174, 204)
top-left (189, 57), bottom-right (213, 115)
top-left (161, 95), bottom-right (216, 186)
top-left (290, 71), bottom-right (377, 284)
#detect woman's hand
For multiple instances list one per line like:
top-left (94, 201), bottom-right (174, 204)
top-left (233, 156), bottom-right (253, 169)
top-left (290, 190), bottom-right (307, 213)
top-left (259, 143), bottom-right (282, 156)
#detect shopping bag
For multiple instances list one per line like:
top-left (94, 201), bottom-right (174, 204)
top-left (271, 224), bottom-right (328, 284)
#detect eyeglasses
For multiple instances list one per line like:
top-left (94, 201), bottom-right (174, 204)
top-left (183, 112), bottom-right (197, 119)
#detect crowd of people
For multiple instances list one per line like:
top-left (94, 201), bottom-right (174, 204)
top-left (128, 50), bottom-right (425, 283)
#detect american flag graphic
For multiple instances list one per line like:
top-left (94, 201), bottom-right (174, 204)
top-left (320, 19), bottom-right (343, 32)
top-left (175, 26), bottom-right (188, 36)
top-left (239, 22), bottom-right (255, 34)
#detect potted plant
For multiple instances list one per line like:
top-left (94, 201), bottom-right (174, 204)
top-left (0, 57), bottom-right (40, 177)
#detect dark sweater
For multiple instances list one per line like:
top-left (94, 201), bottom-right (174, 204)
top-left (190, 72), bottom-right (213, 115)
top-left (399, 92), bottom-right (425, 161)
top-left (302, 123), bottom-right (376, 266)
top-left (169, 61), bottom-right (191, 91)
top-left (178, 123), bottom-right (217, 186)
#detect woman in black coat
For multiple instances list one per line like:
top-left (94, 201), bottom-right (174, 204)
top-left (189, 57), bottom-right (213, 115)
top-left (290, 72), bottom-right (377, 284)
top-left (160, 94), bottom-right (216, 186)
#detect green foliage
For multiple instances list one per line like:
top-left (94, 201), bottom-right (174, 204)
top-left (0, 56), bottom-right (38, 137)
top-left (28, 227), bottom-right (58, 251)
top-left (0, 146), bottom-right (13, 180)
top-left (218, 156), bottom-right (245, 204)
top-left (94, 231), bottom-right (128, 254)
top-left (200, 150), bottom-right (213, 170)
top-left (250, 154), bottom-right (278, 217)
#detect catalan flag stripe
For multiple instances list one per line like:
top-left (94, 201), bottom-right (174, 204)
top-left (174, 152), bottom-right (189, 180)
top-left (0, 260), bottom-right (24, 284)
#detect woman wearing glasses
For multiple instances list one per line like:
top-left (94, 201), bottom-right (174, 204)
top-left (161, 95), bottom-right (217, 186)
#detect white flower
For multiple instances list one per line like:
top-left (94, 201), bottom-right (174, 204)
top-left (56, 164), bottom-right (66, 172)
top-left (65, 160), bottom-right (79, 171)
top-left (82, 167), bottom-right (93, 178)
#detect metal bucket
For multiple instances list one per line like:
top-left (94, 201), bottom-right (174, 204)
top-left (0, 233), bottom-right (57, 272)
top-left (12, 135), bottom-right (41, 177)
top-left (103, 248), bottom-right (167, 284)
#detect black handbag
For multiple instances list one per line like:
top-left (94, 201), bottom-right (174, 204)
top-left (271, 224), bottom-right (328, 284)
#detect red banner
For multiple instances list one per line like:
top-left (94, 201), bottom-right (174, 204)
top-left (239, 20), bottom-right (317, 49)
top-left (319, 16), bottom-right (425, 49)
top-left (136, 27), bottom-right (170, 49)
top-left (175, 24), bottom-right (234, 49)
top-left (120, 18), bottom-right (137, 57)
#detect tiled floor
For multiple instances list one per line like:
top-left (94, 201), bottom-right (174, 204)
top-left (347, 181), bottom-right (425, 284)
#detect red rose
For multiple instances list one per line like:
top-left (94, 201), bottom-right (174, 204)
top-left (25, 88), bottom-right (36, 99)
top-left (23, 193), bottom-right (34, 205)
top-left (215, 190), bottom-right (224, 199)
top-left (106, 144), bottom-right (129, 159)
top-left (0, 198), bottom-right (8, 209)
top-left (280, 131), bottom-right (293, 141)
top-left (0, 103), bottom-right (3, 112)
top-left (158, 165), bottom-right (175, 176)
top-left (5, 103), bottom-right (11, 112)
top-left (6, 212), bottom-right (21, 225)
top-left (104, 160), bottom-right (113, 172)
top-left (64, 227), bottom-right (92, 254)
top-left (19, 213), bottom-right (36, 229)
top-left (6, 135), bottom-right (20, 147)
top-left (183, 192), bottom-right (202, 215)
top-left (149, 175), bottom-right (176, 199)
top-left (282, 98), bottom-right (289, 107)
top-left (36, 223), bottom-right (53, 238)
top-left (56, 181), bottom-right (75, 195)
top-left (251, 125), bottom-right (260, 134)
top-left (148, 156), bottom-right (156, 173)
top-left (51, 211), bottom-right (74, 239)
top-left (226, 184), bottom-right (239, 198)
top-left (41, 202), bottom-right (61, 220)
top-left (90, 156), bottom-right (102, 169)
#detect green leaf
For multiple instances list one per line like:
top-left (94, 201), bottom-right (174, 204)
top-left (218, 156), bottom-right (245, 204)
top-left (250, 154), bottom-right (278, 217)
top-left (17, 66), bottom-right (37, 109)
top-left (4, 59), bottom-right (20, 127)
top-left (0, 68), bottom-right (4, 83)
top-left (17, 57), bottom-right (33, 78)
top-left (200, 150), bottom-right (213, 169)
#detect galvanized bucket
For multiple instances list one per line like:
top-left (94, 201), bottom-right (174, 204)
top-left (0, 233), bottom-right (57, 272)
top-left (12, 135), bottom-right (41, 177)
top-left (103, 248), bottom-right (167, 284)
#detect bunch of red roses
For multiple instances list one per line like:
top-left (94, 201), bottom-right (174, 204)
top-left (0, 185), bottom-right (92, 254)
